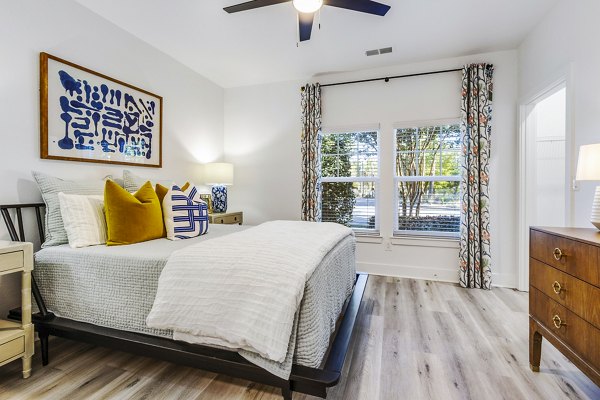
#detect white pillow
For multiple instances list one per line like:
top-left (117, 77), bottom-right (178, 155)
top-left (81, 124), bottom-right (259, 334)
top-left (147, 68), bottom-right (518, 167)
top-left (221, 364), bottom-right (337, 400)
top-left (163, 185), bottom-right (209, 240)
top-left (58, 193), bottom-right (107, 248)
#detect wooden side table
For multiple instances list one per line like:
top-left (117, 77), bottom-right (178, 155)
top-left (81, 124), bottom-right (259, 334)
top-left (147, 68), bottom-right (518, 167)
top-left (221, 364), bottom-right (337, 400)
top-left (209, 211), bottom-right (243, 225)
top-left (0, 241), bottom-right (34, 378)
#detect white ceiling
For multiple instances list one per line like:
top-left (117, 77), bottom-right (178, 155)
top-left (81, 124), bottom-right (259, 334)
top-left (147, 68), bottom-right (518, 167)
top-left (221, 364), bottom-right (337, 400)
top-left (76, 0), bottom-right (558, 88)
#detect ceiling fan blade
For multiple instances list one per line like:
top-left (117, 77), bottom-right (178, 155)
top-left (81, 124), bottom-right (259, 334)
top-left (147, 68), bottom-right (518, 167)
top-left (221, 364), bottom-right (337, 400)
top-left (298, 12), bottom-right (315, 42)
top-left (324, 0), bottom-right (390, 16)
top-left (224, 0), bottom-right (291, 13)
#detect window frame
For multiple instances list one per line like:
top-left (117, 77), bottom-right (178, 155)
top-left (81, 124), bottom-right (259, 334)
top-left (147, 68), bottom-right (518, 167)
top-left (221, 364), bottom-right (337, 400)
top-left (392, 119), bottom-right (461, 239)
top-left (320, 128), bottom-right (381, 235)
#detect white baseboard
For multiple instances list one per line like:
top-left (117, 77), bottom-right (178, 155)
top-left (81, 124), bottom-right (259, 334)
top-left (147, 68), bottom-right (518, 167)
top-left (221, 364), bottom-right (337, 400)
top-left (357, 262), bottom-right (518, 289)
top-left (491, 273), bottom-right (518, 289)
top-left (357, 262), bottom-right (459, 283)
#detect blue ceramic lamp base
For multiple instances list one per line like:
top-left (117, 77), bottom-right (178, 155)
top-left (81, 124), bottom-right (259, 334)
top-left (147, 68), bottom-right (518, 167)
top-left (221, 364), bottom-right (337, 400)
top-left (211, 185), bottom-right (228, 213)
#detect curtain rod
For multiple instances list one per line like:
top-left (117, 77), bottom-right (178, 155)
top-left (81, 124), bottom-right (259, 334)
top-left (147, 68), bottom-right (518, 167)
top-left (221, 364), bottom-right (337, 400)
top-left (302, 68), bottom-right (463, 91)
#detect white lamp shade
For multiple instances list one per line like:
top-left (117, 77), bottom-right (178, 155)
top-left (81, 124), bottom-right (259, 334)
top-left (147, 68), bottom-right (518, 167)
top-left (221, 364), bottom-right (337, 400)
top-left (576, 144), bottom-right (600, 181)
top-left (204, 162), bottom-right (234, 185)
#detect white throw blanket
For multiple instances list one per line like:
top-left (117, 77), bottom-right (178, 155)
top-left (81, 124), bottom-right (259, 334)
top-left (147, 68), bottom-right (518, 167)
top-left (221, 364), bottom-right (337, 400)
top-left (146, 220), bottom-right (353, 369)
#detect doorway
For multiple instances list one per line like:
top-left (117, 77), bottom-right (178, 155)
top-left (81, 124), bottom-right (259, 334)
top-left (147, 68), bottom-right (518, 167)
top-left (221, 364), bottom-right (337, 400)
top-left (518, 82), bottom-right (570, 291)
top-left (532, 87), bottom-right (567, 226)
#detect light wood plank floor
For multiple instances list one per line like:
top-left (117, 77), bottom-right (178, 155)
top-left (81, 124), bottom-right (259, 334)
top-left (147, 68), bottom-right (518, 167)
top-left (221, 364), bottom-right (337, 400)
top-left (1, 276), bottom-right (599, 400)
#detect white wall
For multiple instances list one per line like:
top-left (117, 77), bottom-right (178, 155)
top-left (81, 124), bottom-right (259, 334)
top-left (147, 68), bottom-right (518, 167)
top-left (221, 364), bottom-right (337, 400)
top-left (534, 89), bottom-right (566, 227)
top-left (225, 50), bottom-right (519, 287)
top-left (223, 81), bottom-right (303, 223)
top-left (0, 0), bottom-right (225, 315)
top-left (519, 0), bottom-right (600, 227)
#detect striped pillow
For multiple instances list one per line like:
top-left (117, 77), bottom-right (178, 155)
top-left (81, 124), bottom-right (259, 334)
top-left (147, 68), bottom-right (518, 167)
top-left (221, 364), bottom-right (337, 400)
top-left (184, 184), bottom-right (204, 203)
top-left (163, 185), bottom-right (209, 240)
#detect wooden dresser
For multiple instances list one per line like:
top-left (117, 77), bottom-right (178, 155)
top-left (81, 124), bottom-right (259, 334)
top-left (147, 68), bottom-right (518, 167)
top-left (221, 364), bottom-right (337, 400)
top-left (529, 227), bottom-right (600, 386)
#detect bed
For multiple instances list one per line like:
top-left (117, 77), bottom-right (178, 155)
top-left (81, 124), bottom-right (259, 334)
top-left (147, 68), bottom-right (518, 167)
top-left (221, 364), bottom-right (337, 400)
top-left (1, 203), bottom-right (368, 399)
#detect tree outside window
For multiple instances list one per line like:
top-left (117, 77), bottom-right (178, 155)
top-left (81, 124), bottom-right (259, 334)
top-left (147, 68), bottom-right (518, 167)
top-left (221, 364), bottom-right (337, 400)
top-left (321, 131), bottom-right (378, 231)
top-left (395, 124), bottom-right (461, 235)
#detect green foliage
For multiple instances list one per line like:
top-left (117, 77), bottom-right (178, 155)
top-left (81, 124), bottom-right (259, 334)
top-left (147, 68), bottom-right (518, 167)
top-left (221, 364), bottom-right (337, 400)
top-left (320, 126), bottom-right (460, 231)
top-left (396, 125), bottom-right (460, 217)
top-left (321, 134), bottom-right (355, 225)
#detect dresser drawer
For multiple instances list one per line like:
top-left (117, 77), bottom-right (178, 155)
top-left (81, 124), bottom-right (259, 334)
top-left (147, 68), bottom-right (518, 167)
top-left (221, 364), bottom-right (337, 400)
top-left (0, 337), bottom-right (24, 364)
top-left (223, 214), bottom-right (241, 224)
top-left (0, 251), bottom-right (24, 273)
top-left (530, 287), bottom-right (600, 369)
top-left (530, 230), bottom-right (600, 286)
top-left (530, 259), bottom-right (600, 329)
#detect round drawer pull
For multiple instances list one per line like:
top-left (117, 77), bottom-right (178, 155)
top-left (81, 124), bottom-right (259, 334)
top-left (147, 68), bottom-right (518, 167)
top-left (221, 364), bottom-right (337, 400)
top-left (553, 247), bottom-right (564, 261)
top-left (552, 281), bottom-right (562, 294)
top-left (552, 314), bottom-right (565, 329)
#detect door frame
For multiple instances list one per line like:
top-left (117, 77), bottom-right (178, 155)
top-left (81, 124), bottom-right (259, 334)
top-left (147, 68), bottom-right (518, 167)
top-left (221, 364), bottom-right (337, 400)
top-left (517, 65), bottom-right (575, 292)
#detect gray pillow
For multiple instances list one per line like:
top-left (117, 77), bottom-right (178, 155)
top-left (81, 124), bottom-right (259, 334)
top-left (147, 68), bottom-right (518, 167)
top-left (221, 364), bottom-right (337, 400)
top-left (32, 171), bottom-right (106, 247)
top-left (104, 174), bottom-right (125, 188)
top-left (123, 170), bottom-right (174, 193)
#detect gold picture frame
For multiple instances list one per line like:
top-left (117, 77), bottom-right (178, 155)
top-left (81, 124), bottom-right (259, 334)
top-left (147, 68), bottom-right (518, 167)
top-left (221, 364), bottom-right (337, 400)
top-left (40, 52), bottom-right (163, 168)
top-left (199, 194), bottom-right (213, 213)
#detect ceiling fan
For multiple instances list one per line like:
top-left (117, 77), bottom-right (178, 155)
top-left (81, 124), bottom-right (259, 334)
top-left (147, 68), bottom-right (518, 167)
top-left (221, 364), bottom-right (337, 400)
top-left (224, 0), bottom-right (391, 42)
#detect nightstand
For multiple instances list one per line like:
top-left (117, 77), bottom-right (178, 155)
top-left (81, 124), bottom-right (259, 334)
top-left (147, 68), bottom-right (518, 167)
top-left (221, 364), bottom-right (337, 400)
top-left (209, 211), bottom-right (243, 225)
top-left (0, 241), bottom-right (34, 378)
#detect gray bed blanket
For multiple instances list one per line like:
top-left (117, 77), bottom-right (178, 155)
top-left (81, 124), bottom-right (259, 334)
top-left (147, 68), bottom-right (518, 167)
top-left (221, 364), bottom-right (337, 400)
top-left (33, 224), bottom-right (356, 371)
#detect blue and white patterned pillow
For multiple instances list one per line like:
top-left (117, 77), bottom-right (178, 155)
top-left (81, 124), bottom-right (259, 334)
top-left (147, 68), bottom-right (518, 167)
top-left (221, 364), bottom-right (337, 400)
top-left (163, 185), bottom-right (209, 240)
top-left (184, 184), bottom-right (204, 203)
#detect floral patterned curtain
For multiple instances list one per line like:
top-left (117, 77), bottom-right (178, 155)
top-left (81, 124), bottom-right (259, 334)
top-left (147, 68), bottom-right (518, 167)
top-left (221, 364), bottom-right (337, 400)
top-left (459, 64), bottom-right (493, 289)
top-left (301, 83), bottom-right (322, 221)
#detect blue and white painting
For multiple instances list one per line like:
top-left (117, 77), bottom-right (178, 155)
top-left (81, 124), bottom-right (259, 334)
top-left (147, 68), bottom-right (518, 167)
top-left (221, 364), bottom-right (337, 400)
top-left (44, 55), bottom-right (162, 167)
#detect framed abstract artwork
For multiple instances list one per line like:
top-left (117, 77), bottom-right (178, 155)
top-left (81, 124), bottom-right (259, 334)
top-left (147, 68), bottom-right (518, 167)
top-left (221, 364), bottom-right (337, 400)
top-left (40, 52), bottom-right (163, 167)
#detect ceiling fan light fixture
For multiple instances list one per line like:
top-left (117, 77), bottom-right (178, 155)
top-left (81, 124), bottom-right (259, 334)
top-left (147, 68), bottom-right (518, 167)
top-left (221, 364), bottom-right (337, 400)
top-left (292, 0), bottom-right (323, 14)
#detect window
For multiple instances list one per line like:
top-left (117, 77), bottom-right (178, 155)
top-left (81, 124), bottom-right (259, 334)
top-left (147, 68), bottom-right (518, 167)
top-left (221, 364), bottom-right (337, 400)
top-left (321, 131), bottom-right (379, 233)
top-left (394, 124), bottom-right (461, 237)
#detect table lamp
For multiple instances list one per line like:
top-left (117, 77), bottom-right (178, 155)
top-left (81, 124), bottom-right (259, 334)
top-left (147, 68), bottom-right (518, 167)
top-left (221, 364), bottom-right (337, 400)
top-left (204, 162), bottom-right (234, 213)
top-left (576, 143), bottom-right (600, 229)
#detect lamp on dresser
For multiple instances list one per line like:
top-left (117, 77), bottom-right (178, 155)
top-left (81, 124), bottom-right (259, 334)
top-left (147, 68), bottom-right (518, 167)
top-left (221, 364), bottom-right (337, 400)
top-left (576, 143), bottom-right (600, 229)
top-left (204, 162), bottom-right (234, 213)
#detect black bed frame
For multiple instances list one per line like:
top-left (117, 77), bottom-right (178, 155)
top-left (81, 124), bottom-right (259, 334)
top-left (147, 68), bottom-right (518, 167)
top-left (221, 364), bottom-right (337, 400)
top-left (1, 203), bottom-right (368, 399)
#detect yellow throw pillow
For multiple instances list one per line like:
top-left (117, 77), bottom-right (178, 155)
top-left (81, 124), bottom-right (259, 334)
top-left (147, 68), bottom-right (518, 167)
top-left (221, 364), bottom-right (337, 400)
top-left (155, 183), bottom-right (171, 238)
top-left (105, 180), bottom-right (164, 246)
top-left (155, 183), bottom-right (169, 207)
